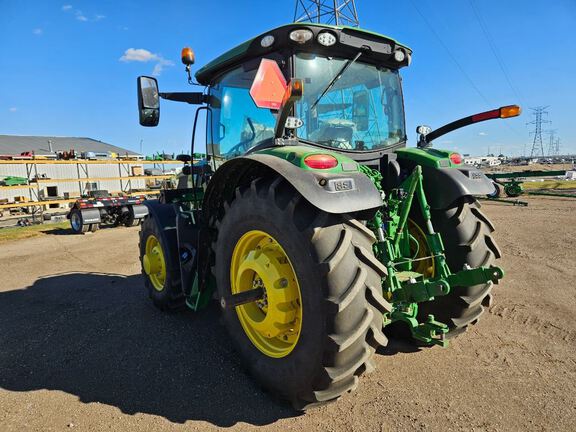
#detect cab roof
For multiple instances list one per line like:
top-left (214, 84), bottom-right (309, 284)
top-left (195, 23), bottom-right (412, 86)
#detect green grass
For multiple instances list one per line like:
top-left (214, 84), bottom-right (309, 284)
top-left (0, 221), bottom-right (70, 243)
top-left (521, 180), bottom-right (576, 190)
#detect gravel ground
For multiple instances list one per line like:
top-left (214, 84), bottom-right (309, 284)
top-left (0, 196), bottom-right (575, 431)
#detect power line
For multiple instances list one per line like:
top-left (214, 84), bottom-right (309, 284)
top-left (467, 0), bottom-right (525, 106)
top-left (408, 0), bottom-right (492, 108)
top-left (409, 0), bottom-right (525, 141)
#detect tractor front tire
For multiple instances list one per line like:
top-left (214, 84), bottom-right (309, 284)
top-left (139, 215), bottom-right (185, 311)
top-left (212, 177), bottom-right (391, 410)
top-left (417, 196), bottom-right (501, 337)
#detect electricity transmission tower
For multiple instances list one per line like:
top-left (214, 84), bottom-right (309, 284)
top-left (526, 106), bottom-right (550, 158)
top-left (546, 129), bottom-right (557, 156)
top-left (555, 137), bottom-right (561, 155)
top-left (294, 0), bottom-right (360, 27)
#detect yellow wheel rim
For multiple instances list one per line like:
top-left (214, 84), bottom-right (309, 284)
top-left (230, 230), bottom-right (302, 358)
top-left (408, 219), bottom-right (435, 278)
top-left (143, 234), bottom-right (167, 291)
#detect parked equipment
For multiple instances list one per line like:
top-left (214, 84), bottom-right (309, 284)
top-left (1, 176), bottom-right (28, 186)
top-left (135, 23), bottom-right (518, 409)
top-left (67, 191), bottom-right (148, 233)
top-left (486, 170), bottom-right (575, 198)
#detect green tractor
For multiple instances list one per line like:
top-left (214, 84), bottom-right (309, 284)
top-left (136, 23), bottom-right (518, 409)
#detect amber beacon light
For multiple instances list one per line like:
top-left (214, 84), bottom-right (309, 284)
top-left (181, 47), bottom-right (195, 66)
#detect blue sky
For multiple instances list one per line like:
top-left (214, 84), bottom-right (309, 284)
top-left (1, 0), bottom-right (574, 157)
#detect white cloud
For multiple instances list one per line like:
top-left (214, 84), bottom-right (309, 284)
top-left (478, 132), bottom-right (488, 136)
top-left (63, 5), bottom-right (104, 22)
top-left (75, 10), bottom-right (88, 21)
top-left (9, 107), bottom-right (18, 112)
top-left (120, 48), bottom-right (160, 63)
top-left (152, 59), bottom-right (175, 76)
top-left (32, 28), bottom-right (43, 35)
top-left (120, 48), bottom-right (174, 76)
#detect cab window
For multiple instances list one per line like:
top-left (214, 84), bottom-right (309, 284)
top-left (209, 65), bottom-right (278, 159)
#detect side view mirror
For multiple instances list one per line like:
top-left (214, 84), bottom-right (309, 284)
top-left (137, 76), bottom-right (160, 127)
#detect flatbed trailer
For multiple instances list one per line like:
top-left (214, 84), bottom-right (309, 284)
top-left (67, 192), bottom-right (148, 233)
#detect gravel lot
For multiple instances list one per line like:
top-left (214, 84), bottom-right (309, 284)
top-left (0, 196), bottom-right (575, 431)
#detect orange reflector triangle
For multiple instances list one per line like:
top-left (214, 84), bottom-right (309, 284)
top-left (249, 59), bottom-right (288, 110)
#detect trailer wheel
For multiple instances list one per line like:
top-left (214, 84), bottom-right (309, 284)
top-left (139, 216), bottom-right (185, 310)
top-left (415, 197), bottom-right (501, 338)
top-left (212, 177), bottom-right (391, 410)
top-left (69, 209), bottom-right (89, 234)
top-left (125, 214), bottom-right (141, 227)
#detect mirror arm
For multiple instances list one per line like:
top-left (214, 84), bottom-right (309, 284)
top-left (159, 92), bottom-right (206, 105)
top-left (420, 106), bottom-right (520, 147)
top-left (417, 134), bottom-right (429, 149)
top-left (274, 79), bottom-right (304, 139)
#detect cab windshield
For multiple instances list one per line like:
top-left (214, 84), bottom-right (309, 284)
top-left (295, 53), bottom-right (406, 151)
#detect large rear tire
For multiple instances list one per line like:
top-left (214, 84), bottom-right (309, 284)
top-left (212, 177), bottom-right (391, 410)
top-left (139, 216), bottom-right (185, 311)
top-left (416, 197), bottom-right (501, 337)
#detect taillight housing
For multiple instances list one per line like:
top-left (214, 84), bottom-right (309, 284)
top-left (449, 153), bottom-right (463, 165)
top-left (304, 154), bottom-right (338, 170)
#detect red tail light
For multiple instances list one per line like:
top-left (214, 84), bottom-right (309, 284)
top-left (449, 153), bottom-right (462, 164)
top-left (304, 154), bottom-right (338, 169)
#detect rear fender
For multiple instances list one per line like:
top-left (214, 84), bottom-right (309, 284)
top-left (130, 204), bottom-right (149, 220)
top-left (79, 208), bottom-right (101, 224)
top-left (203, 153), bottom-right (383, 221)
top-left (395, 148), bottom-right (495, 209)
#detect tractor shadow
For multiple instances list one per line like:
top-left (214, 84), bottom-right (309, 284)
top-left (0, 272), bottom-right (296, 426)
top-left (379, 324), bottom-right (424, 356)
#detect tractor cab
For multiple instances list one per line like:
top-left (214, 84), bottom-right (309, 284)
top-left (138, 23), bottom-right (412, 164)
top-left (195, 24), bottom-right (411, 161)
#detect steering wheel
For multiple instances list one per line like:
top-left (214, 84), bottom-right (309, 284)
top-left (227, 118), bottom-right (256, 156)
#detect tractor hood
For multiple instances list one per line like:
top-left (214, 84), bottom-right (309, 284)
top-left (195, 23), bottom-right (412, 85)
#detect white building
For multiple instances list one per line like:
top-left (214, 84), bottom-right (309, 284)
top-left (463, 156), bottom-right (502, 167)
top-left (0, 135), bottom-right (148, 206)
